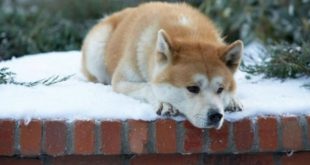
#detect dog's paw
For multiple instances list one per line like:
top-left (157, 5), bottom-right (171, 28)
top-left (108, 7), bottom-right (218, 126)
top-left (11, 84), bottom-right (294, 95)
top-left (156, 102), bottom-right (179, 117)
top-left (225, 98), bottom-right (243, 112)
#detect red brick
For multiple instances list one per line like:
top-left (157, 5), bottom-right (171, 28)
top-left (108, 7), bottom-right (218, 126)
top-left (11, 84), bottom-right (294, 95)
top-left (51, 155), bottom-right (122, 165)
top-left (208, 121), bottom-right (229, 153)
top-left (205, 153), bottom-right (274, 165)
top-left (100, 121), bottom-right (121, 155)
top-left (184, 121), bottom-right (204, 153)
top-left (44, 121), bottom-right (67, 156)
top-left (0, 120), bottom-right (15, 155)
top-left (281, 152), bottom-right (310, 165)
top-left (131, 154), bottom-right (200, 165)
top-left (155, 120), bottom-right (177, 153)
top-left (128, 120), bottom-right (148, 154)
top-left (306, 116), bottom-right (310, 146)
top-left (0, 158), bottom-right (42, 165)
top-left (20, 120), bottom-right (42, 156)
top-left (74, 120), bottom-right (95, 155)
top-left (281, 116), bottom-right (302, 150)
top-left (258, 117), bottom-right (278, 151)
top-left (233, 118), bottom-right (254, 152)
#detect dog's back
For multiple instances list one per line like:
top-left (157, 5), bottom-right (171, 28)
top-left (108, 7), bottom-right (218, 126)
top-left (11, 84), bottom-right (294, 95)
top-left (82, 2), bottom-right (223, 84)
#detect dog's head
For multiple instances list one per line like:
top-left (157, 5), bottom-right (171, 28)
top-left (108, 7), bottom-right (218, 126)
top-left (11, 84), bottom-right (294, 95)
top-left (151, 29), bottom-right (243, 129)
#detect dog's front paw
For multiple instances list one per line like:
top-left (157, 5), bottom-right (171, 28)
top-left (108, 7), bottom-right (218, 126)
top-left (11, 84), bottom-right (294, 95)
top-left (156, 102), bottom-right (179, 117)
top-left (225, 98), bottom-right (243, 112)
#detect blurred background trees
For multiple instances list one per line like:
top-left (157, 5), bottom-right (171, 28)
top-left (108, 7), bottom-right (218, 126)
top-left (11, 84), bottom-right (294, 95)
top-left (0, 0), bottom-right (200, 60)
top-left (200, 0), bottom-right (310, 44)
top-left (0, 0), bottom-right (309, 79)
top-left (199, 0), bottom-right (310, 79)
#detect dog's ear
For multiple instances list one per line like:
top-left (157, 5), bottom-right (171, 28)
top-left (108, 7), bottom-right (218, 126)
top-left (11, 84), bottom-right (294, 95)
top-left (156, 29), bottom-right (172, 64)
top-left (221, 40), bottom-right (243, 73)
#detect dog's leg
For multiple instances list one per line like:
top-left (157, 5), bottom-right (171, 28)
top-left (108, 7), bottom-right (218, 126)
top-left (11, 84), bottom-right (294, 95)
top-left (113, 79), bottom-right (179, 116)
top-left (114, 81), bottom-right (156, 104)
top-left (112, 55), bottom-right (180, 116)
top-left (225, 97), bottom-right (243, 112)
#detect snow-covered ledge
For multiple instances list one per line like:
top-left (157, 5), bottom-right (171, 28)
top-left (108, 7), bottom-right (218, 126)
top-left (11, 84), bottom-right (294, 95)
top-left (1, 51), bottom-right (310, 164)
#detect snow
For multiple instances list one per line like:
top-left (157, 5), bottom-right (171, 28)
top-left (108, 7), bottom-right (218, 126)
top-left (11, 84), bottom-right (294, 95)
top-left (0, 52), bottom-right (155, 122)
top-left (0, 48), bottom-right (310, 122)
top-left (243, 42), bottom-right (267, 65)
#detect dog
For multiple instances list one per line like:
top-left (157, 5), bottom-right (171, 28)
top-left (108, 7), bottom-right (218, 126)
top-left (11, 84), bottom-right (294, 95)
top-left (81, 2), bottom-right (243, 129)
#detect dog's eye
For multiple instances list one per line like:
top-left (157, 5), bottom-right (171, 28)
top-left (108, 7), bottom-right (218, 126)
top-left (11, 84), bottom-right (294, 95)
top-left (186, 86), bottom-right (200, 94)
top-left (216, 87), bottom-right (224, 94)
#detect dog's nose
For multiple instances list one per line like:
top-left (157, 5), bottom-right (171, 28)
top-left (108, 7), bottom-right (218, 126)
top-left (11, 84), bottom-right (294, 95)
top-left (208, 111), bottom-right (223, 124)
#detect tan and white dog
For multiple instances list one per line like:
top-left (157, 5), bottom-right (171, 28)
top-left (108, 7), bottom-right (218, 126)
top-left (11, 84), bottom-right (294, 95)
top-left (81, 2), bottom-right (243, 129)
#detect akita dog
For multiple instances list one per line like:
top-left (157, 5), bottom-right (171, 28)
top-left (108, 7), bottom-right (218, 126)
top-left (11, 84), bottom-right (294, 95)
top-left (82, 2), bottom-right (243, 129)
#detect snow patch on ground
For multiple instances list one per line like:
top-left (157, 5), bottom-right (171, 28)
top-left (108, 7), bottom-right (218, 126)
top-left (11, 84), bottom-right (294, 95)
top-left (0, 49), bottom-right (309, 122)
top-left (243, 41), bottom-right (268, 66)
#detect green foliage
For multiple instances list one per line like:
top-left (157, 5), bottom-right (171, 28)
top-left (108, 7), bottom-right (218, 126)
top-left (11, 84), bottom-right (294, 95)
top-left (0, 0), bottom-right (128, 60)
top-left (200, 0), bottom-right (310, 44)
top-left (0, 0), bottom-right (201, 61)
top-left (1, 0), bottom-right (309, 82)
top-left (0, 8), bottom-right (93, 60)
top-left (242, 42), bottom-right (310, 79)
top-left (0, 67), bottom-right (15, 84)
top-left (0, 67), bottom-right (73, 87)
top-left (200, 0), bottom-right (310, 81)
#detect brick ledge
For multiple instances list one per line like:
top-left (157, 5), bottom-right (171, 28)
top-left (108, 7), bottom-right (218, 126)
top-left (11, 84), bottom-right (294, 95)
top-left (2, 152), bottom-right (310, 165)
top-left (0, 115), bottom-right (310, 157)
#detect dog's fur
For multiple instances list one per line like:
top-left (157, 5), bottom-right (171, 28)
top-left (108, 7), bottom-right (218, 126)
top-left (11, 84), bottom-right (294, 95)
top-left (82, 2), bottom-right (243, 128)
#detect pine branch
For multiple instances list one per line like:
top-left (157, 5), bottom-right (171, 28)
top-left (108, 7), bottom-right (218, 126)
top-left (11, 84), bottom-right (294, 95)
top-left (0, 67), bottom-right (15, 84)
top-left (241, 42), bottom-right (310, 88)
top-left (241, 42), bottom-right (310, 79)
top-left (0, 67), bottom-right (73, 87)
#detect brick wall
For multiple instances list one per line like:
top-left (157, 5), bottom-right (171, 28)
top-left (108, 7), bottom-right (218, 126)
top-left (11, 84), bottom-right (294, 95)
top-left (1, 116), bottom-right (310, 164)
